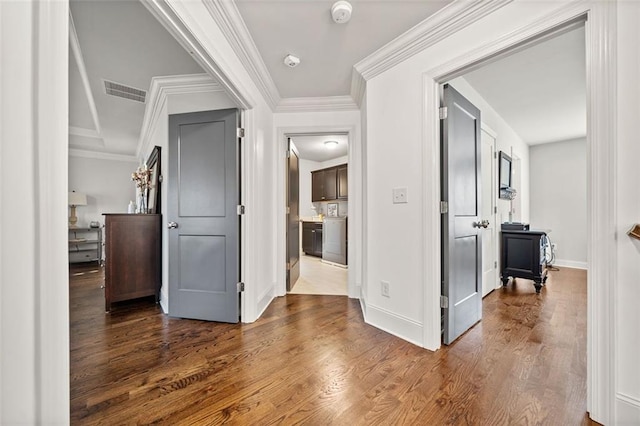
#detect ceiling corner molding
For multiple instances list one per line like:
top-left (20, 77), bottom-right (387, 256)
top-left (350, 70), bottom-right (367, 108)
top-left (141, 0), bottom-right (252, 111)
top-left (353, 0), bottom-right (513, 82)
top-left (68, 126), bottom-right (102, 140)
top-left (137, 74), bottom-right (223, 159)
top-left (69, 11), bottom-right (102, 135)
top-left (203, 0), bottom-right (281, 111)
top-left (276, 96), bottom-right (359, 113)
top-left (69, 148), bottom-right (138, 163)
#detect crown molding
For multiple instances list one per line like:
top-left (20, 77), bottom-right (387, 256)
top-left (69, 11), bottom-right (102, 135)
top-left (68, 126), bottom-right (101, 139)
top-left (141, 0), bottom-right (251, 110)
top-left (69, 148), bottom-right (138, 163)
top-left (276, 96), bottom-right (359, 113)
top-left (353, 0), bottom-right (513, 83)
top-left (203, 0), bottom-right (281, 111)
top-left (350, 69), bottom-right (367, 108)
top-left (136, 74), bottom-right (224, 159)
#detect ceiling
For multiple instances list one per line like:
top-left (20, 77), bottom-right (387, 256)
top-left (291, 134), bottom-right (348, 162)
top-left (69, 0), bottom-right (204, 157)
top-left (461, 26), bottom-right (586, 145)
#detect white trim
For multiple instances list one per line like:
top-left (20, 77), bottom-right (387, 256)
top-left (276, 96), bottom-right (359, 113)
top-left (69, 148), bottom-right (138, 163)
top-left (362, 303), bottom-right (424, 348)
top-left (68, 11), bottom-right (101, 135)
top-left (350, 70), bottom-right (366, 107)
top-left (422, 2), bottom-right (616, 423)
top-left (616, 393), bottom-right (640, 423)
top-left (136, 73), bottom-right (224, 159)
top-left (354, 0), bottom-right (513, 82)
top-left (68, 126), bottom-right (102, 140)
top-left (202, 0), bottom-right (280, 110)
top-left (140, 0), bottom-right (252, 110)
top-left (552, 259), bottom-right (588, 270)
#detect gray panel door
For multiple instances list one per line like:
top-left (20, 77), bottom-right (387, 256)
top-left (287, 138), bottom-right (300, 291)
top-left (442, 84), bottom-right (483, 345)
top-left (168, 109), bottom-right (240, 323)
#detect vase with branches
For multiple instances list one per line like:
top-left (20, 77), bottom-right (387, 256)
top-left (131, 166), bottom-right (152, 213)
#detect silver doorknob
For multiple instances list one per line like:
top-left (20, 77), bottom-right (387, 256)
top-left (473, 220), bottom-right (490, 229)
top-left (168, 221), bottom-right (178, 229)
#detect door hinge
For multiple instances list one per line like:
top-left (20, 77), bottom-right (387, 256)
top-left (237, 282), bottom-right (245, 292)
top-left (440, 295), bottom-right (449, 309)
top-left (286, 206), bottom-right (290, 214)
top-left (494, 150), bottom-right (497, 159)
top-left (494, 261), bottom-right (498, 268)
top-left (286, 262), bottom-right (290, 270)
top-left (237, 205), bottom-right (245, 215)
top-left (286, 150), bottom-right (291, 158)
top-left (440, 201), bottom-right (448, 214)
top-left (439, 107), bottom-right (448, 120)
top-left (494, 206), bottom-right (497, 214)
top-left (237, 128), bottom-right (245, 138)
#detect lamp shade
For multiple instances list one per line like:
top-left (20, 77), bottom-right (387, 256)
top-left (68, 192), bottom-right (87, 206)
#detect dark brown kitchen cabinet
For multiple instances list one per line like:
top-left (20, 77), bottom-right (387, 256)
top-left (311, 163), bottom-right (347, 202)
top-left (103, 214), bottom-right (161, 312)
top-left (302, 222), bottom-right (323, 257)
top-left (337, 165), bottom-right (348, 199)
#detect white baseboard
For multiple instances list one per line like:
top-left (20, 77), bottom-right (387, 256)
top-left (551, 259), bottom-right (588, 270)
top-left (616, 393), bottom-right (640, 424)
top-left (254, 285), bottom-right (274, 322)
top-left (159, 297), bottom-right (168, 314)
top-left (361, 302), bottom-right (423, 347)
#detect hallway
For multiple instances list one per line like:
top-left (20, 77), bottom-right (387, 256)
top-left (70, 265), bottom-right (592, 424)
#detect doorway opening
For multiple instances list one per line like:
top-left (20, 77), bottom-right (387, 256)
top-left (439, 22), bottom-right (587, 345)
top-left (286, 133), bottom-right (349, 296)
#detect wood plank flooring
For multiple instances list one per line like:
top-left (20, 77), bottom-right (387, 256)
top-left (70, 264), bottom-right (596, 425)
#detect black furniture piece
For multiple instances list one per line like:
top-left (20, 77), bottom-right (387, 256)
top-left (500, 229), bottom-right (548, 293)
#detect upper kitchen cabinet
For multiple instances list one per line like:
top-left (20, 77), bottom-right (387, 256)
top-left (312, 165), bottom-right (346, 201)
top-left (337, 165), bottom-right (348, 199)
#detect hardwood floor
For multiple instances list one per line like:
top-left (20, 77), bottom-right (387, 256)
top-left (70, 264), bottom-right (596, 425)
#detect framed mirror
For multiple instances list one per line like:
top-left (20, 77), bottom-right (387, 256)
top-left (146, 146), bottom-right (161, 214)
top-left (499, 151), bottom-right (512, 199)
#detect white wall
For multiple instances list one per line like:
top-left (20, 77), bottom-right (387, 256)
top-left (529, 138), bottom-right (587, 268)
top-left (68, 156), bottom-right (138, 228)
top-left (616, 1), bottom-right (640, 422)
top-left (448, 77), bottom-right (530, 224)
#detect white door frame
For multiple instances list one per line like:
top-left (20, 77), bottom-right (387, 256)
top-left (422, 2), bottom-right (615, 423)
top-left (480, 123), bottom-right (499, 296)
top-left (275, 125), bottom-right (362, 299)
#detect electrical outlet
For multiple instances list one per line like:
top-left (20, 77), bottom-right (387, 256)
top-left (392, 187), bottom-right (408, 204)
top-left (381, 280), bottom-right (390, 297)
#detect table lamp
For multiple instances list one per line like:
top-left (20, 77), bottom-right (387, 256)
top-left (69, 191), bottom-right (87, 228)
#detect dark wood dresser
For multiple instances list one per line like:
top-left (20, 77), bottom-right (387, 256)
top-left (103, 214), bottom-right (161, 311)
top-left (500, 230), bottom-right (548, 293)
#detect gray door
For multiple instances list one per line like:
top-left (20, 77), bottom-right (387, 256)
top-left (287, 138), bottom-right (300, 291)
top-left (168, 109), bottom-right (240, 323)
top-left (441, 84), bottom-right (483, 344)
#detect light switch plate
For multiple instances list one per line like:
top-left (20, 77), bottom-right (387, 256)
top-left (393, 187), bottom-right (408, 204)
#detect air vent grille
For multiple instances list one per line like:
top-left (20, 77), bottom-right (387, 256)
top-left (103, 80), bottom-right (146, 103)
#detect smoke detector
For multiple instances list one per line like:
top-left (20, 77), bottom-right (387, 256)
top-left (283, 54), bottom-right (301, 68)
top-left (331, 1), bottom-right (352, 24)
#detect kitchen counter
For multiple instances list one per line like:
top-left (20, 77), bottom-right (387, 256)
top-left (300, 216), bottom-right (323, 223)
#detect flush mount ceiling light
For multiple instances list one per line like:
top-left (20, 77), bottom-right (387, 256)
top-left (324, 140), bottom-right (339, 149)
top-left (283, 54), bottom-right (301, 68)
top-left (331, 1), bottom-right (352, 24)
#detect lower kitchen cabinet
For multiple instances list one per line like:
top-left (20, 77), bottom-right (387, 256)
top-left (302, 222), bottom-right (323, 257)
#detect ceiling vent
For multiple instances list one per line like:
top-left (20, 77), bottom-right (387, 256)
top-left (103, 80), bottom-right (147, 103)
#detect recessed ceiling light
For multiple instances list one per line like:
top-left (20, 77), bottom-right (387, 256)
top-left (331, 1), bottom-right (352, 24)
top-left (324, 140), bottom-right (339, 149)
